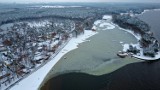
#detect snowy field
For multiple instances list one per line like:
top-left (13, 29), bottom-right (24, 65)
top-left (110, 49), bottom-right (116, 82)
top-left (92, 15), bottom-right (115, 30)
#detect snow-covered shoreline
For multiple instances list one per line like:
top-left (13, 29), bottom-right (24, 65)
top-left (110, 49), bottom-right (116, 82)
top-left (9, 15), bottom-right (114, 90)
top-left (113, 17), bottom-right (160, 60)
top-left (122, 43), bottom-right (160, 61)
top-left (114, 8), bottom-right (160, 60)
top-left (120, 8), bottom-right (160, 17)
top-left (119, 25), bottom-right (160, 60)
top-left (9, 30), bottom-right (97, 90)
top-left (8, 13), bottom-right (160, 90)
top-left (92, 15), bottom-right (115, 30)
top-left (111, 22), bottom-right (141, 41)
top-left (135, 8), bottom-right (160, 16)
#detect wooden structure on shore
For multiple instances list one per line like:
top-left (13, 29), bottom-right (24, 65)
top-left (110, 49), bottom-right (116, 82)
top-left (117, 51), bottom-right (128, 58)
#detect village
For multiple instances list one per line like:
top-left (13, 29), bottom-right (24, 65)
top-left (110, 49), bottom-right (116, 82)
top-left (0, 18), bottom-right (94, 89)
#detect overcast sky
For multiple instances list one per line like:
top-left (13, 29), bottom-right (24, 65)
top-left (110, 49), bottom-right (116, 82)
top-left (0, 0), bottom-right (160, 3)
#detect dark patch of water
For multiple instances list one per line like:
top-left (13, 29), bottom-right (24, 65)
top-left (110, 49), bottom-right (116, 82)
top-left (41, 60), bottom-right (160, 90)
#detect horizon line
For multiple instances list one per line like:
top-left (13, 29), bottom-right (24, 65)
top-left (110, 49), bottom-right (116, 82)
top-left (0, 2), bottom-right (160, 4)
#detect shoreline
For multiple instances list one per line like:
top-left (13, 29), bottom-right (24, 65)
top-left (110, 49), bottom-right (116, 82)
top-left (0, 4), bottom-right (160, 89)
top-left (117, 8), bottom-right (160, 60)
top-left (9, 30), bottom-right (97, 90)
top-left (8, 12), bottom-right (160, 90)
top-left (134, 8), bottom-right (160, 16)
top-left (116, 23), bottom-right (160, 60)
top-left (135, 9), bottom-right (160, 60)
top-left (114, 23), bottom-right (160, 61)
top-left (39, 16), bottom-right (140, 89)
top-left (2, 15), bottom-right (113, 90)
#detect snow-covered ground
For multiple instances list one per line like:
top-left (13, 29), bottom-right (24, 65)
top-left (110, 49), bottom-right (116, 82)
top-left (41, 5), bottom-right (82, 8)
top-left (30, 5), bottom-right (82, 9)
top-left (9, 15), bottom-right (114, 90)
top-left (117, 25), bottom-right (141, 40)
top-left (9, 30), bottom-right (97, 90)
top-left (8, 14), bottom-right (160, 90)
top-left (102, 14), bottom-right (160, 60)
top-left (115, 19), bottom-right (160, 60)
top-left (93, 20), bottom-right (102, 25)
top-left (153, 8), bottom-right (160, 11)
top-left (27, 20), bottom-right (49, 27)
top-left (102, 15), bottom-right (112, 21)
top-left (135, 8), bottom-right (160, 16)
top-left (133, 51), bottom-right (160, 60)
top-left (99, 22), bottom-right (115, 30)
top-left (120, 8), bottom-right (160, 17)
top-left (119, 24), bottom-right (160, 60)
top-left (92, 15), bottom-right (115, 30)
top-left (122, 43), bottom-right (160, 60)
